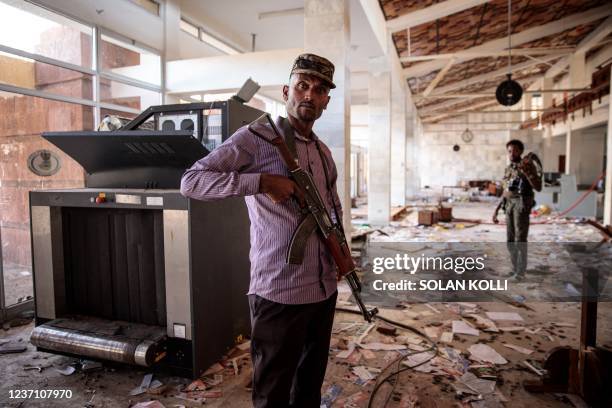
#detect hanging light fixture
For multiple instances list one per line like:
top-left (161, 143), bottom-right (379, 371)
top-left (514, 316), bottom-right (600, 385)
top-left (496, 0), bottom-right (523, 106)
top-left (461, 114), bottom-right (474, 143)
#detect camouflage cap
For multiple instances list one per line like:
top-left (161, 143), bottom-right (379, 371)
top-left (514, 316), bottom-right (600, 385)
top-left (290, 53), bottom-right (336, 89)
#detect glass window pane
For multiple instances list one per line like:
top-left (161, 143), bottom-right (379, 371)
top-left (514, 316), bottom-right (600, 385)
top-left (100, 34), bottom-right (161, 86)
top-left (131, 0), bottom-right (159, 16)
top-left (100, 78), bottom-right (160, 110)
top-left (100, 107), bottom-right (138, 120)
top-left (0, 91), bottom-right (92, 307)
top-left (0, 0), bottom-right (93, 68)
top-left (0, 51), bottom-right (93, 100)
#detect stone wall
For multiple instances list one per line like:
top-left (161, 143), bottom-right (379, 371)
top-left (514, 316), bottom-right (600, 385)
top-left (0, 94), bottom-right (91, 268)
top-left (418, 113), bottom-right (511, 191)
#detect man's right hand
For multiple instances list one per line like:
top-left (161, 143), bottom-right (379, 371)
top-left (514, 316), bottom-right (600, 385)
top-left (492, 214), bottom-right (499, 224)
top-left (260, 174), bottom-right (306, 206)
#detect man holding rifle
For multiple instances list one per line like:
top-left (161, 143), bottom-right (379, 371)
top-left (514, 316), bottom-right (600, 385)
top-left (180, 53), bottom-right (343, 407)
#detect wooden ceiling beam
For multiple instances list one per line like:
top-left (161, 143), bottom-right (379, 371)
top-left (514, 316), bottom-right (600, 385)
top-left (419, 89), bottom-right (498, 114)
top-left (387, 0), bottom-right (490, 32)
top-left (424, 56), bottom-right (558, 97)
top-left (421, 99), bottom-right (499, 122)
top-left (419, 87), bottom-right (590, 100)
top-left (403, 5), bottom-right (611, 78)
top-left (545, 15), bottom-right (612, 79)
top-left (400, 47), bottom-right (574, 62)
top-left (421, 58), bottom-right (455, 97)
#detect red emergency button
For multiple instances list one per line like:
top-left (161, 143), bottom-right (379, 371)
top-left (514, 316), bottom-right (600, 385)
top-left (95, 193), bottom-right (106, 204)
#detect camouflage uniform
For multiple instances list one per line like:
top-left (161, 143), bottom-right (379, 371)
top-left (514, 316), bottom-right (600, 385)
top-left (502, 161), bottom-right (534, 277)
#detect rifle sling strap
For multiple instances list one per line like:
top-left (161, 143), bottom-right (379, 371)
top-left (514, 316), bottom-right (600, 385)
top-left (278, 117), bottom-right (344, 233)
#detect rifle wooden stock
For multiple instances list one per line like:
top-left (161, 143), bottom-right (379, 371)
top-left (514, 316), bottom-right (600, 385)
top-left (324, 232), bottom-right (355, 279)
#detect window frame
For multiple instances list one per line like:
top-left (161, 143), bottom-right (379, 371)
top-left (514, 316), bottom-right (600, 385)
top-left (0, 1), bottom-right (164, 126)
top-left (128, 0), bottom-right (161, 16)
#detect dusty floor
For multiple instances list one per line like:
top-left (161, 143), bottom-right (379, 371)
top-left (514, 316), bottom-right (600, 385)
top-left (0, 201), bottom-right (610, 407)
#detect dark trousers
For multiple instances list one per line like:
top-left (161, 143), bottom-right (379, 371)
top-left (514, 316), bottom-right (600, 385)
top-left (248, 291), bottom-right (337, 408)
top-left (506, 197), bottom-right (532, 277)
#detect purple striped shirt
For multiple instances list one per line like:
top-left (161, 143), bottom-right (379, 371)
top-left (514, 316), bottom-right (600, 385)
top-left (180, 116), bottom-right (340, 304)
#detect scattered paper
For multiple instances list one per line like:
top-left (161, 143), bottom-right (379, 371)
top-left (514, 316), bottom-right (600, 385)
top-left (333, 322), bottom-right (359, 334)
top-left (498, 326), bottom-right (524, 332)
top-left (525, 328), bottom-right (542, 334)
top-left (355, 323), bottom-right (376, 344)
top-left (130, 373), bottom-right (154, 396)
top-left (132, 401), bottom-right (165, 408)
top-left (361, 349), bottom-right (376, 360)
top-left (336, 391), bottom-right (369, 406)
top-left (459, 372), bottom-right (496, 395)
top-left (407, 343), bottom-right (428, 352)
top-left (81, 360), bottom-right (102, 372)
top-left (55, 365), bottom-right (76, 376)
top-left (403, 351), bottom-right (436, 368)
top-left (467, 314), bottom-right (499, 332)
top-left (452, 320), bottom-right (480, 336)
top-left (336, 342), bottom-right (356, 359)
top-left (523, 360), bottom-right (545, 376)
top-left (552, 322), bottom-right (576, 328)
top-left (352, 366), bottom-right (375, 381)
top-left (320, 384), bottom-right (343, 408)
top-left (358, 342), bottom-right (407, 351)
top-left (485, 312), bottom-right (523, 322)
top-left (440, 332), bottom-right (454, 343)
top-left (502, 343), bottom-right (533, 355)
top-left (468, 344), bottom-right (507, 364)
top-left (424, 303), bottom-right (440, 314)
top-left (424, 327), bottom-right (439, 339)
top-left (185, 379), bottom-right (207, 392)
top-left (397, 333), bottom-right (425, 345)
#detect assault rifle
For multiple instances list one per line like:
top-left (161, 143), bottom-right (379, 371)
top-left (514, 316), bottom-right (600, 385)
top-left (248, 113), bottom-right (378, 322)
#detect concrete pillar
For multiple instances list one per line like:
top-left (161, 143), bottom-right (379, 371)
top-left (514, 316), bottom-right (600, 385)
top-left (405, 99), bottom-right (419, 198)
top-left (162, 0), bottom-right (182, 104)
top-left (390, 76), bottom-right (406, 206)
top-left (541, 77), bottom-right (554, 109)
top-left (569, 52), bottom-right (587, 89)
top-left (521, 93), bottom-right (532, 123)
top-left (367, 56), bottom-right (391, 225)
top-left (604, 66), bottom-right (612, 225)
top-left (304, 0), bottom-right (351, 232)
top-left (565, 125), bottom-right (575, 176)
top-left (163, 0), bottom-right (181, 61)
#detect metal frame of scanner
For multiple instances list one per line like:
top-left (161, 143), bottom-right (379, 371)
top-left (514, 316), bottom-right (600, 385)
top-left (30, 101), bottom-right (260, 377)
